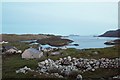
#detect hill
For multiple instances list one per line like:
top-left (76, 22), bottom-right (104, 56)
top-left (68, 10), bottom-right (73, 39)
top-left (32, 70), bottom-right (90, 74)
top-left (98, 29), bottom-right (120, 37)
top-left (1, 34), bottom-right (51, 42)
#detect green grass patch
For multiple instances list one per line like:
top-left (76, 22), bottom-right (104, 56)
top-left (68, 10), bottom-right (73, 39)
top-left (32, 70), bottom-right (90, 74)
top-left (2, 54), bottom-right (38, 78)
top-left (61, 46), bottom-right (119, 59)
top-left (82, 68), bottom-right (119, 78)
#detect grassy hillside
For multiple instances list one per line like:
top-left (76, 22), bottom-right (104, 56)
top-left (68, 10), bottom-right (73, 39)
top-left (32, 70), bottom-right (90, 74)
top-left (2, 34), bottom-right (50, 42)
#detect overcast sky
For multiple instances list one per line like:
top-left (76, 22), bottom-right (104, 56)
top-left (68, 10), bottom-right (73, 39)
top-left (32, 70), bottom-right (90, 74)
top-left (1, 0), bottom-right (119, 2)
top-left (2, 2), bottom-right (118, 36)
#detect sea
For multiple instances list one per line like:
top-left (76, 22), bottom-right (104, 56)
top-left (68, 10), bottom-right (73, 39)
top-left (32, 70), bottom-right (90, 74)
top-left (22, 35), bottom-right (119, 49)
top-left (62, 36), bottom-right (119, 49)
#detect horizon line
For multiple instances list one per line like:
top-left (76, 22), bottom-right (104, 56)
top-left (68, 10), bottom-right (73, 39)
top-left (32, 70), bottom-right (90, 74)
top-left (1, 33), bottom-right (99, 36)
top-left (2, 0), bottom-right (119, 3)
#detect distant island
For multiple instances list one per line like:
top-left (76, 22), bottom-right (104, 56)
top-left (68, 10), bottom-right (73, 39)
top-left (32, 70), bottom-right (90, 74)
top-left (37, 36), bottom-right (73, 47)
top-left (69, 34), bottom-right (80, 36)
top-left (98, 29), bottom-right (120, 37)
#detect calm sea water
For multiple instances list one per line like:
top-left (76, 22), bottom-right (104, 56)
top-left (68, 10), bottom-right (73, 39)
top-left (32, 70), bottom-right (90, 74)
top-left (63, 36), bottom-right (119, 49)
top-left (25, 36), bottom-right (119, 49)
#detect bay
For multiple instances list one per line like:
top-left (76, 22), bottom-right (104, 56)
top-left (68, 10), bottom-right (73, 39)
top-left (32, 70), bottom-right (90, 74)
top-left (63, 36), bottom-right (119, 49)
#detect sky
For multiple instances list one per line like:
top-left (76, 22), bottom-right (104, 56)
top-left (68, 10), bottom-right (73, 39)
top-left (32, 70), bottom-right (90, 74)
top-left (2, 2), bottom-right (118, 36)
top-left (1, 0), bottom-right (119, 2)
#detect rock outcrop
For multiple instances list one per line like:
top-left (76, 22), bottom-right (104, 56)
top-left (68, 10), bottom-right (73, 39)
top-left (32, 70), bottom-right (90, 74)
top-left (104, 39), bottom-right (120, 45)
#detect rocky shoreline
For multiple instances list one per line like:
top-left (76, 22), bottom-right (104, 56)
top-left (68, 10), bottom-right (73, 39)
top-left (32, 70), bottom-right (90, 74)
top-left (104, 39), bottom-right (120, 45)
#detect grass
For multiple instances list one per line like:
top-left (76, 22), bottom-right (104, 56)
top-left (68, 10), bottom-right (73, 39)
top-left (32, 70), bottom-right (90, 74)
top-left (2, 34), bottom-right (50, 42)
top-left (60, 46), bottom-right (119, 59)
top-left (82, 68), bottom-right (119, 78)
top-left (2, 54), bottom-right (38, 78)
top-left (2, 46), bottom-right (120, 79)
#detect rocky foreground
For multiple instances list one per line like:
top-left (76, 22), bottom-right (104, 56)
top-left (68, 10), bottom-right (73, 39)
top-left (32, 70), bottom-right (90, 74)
top-left (16, 56), bottom-right (120, 79)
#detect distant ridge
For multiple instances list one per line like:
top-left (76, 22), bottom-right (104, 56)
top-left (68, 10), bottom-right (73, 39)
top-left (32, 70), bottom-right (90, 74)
top-left (98, 29), bottom-right (120, 37)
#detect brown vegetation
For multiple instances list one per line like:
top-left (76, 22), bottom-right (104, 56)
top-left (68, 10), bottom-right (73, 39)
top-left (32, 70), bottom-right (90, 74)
top-left (37, 36), bottom-right (73, 47)
top-left (2, 34), bottom-right (51, 42)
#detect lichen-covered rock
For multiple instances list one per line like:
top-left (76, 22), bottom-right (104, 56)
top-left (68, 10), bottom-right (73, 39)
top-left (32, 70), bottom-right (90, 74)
top-left (16, 66), bottom-right (33, 74)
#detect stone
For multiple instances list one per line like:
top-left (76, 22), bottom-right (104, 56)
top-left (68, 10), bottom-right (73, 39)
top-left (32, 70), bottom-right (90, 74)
top-left (36, 56), bottom-right (119, 78)
top-left (68, 56), bottom-right (72, 61)
top-left (91, 68), bottom-right (95, 71)
top-left (76, 74), bottom-right (82, 80)
top-left (45, 60), bottom-right (48, 64)
top-left (16, 66), bottom-right (33, 74)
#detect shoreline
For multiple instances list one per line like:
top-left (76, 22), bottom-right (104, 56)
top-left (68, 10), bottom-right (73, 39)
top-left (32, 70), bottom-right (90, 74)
top-left (2, 34), bottom-right (119, 50)
top-left (2, 34), bottom-right (73, 47)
